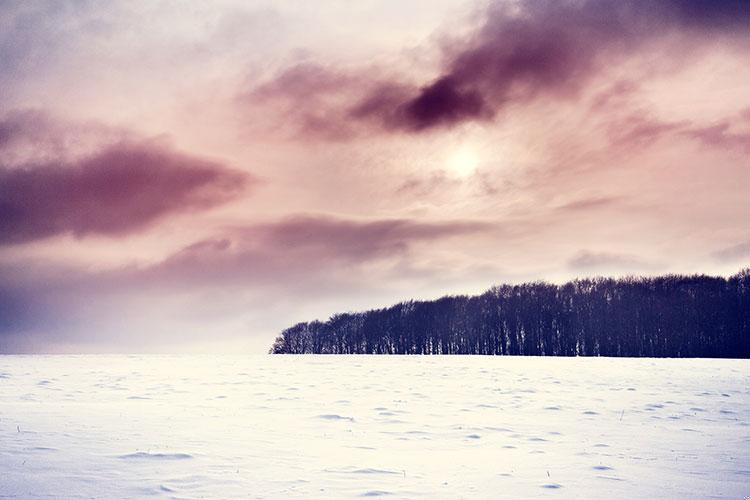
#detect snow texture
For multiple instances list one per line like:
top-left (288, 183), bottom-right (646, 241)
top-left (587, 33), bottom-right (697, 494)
top-left (0, 355), bottom-right (748, 499)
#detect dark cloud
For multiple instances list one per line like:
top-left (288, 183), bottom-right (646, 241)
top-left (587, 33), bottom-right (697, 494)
top-left (377, 0), bottom-right (750, 131)
top-left (253, 0), bottom-right (750, 136)
top-left (392, 77), bottom-right (491, 130)
top-left (0, 139), bottom-right (251, 245)
top-left (667, 0), bottom-right (750, 29)
top-left (384, 0), bottom-right (624, 130)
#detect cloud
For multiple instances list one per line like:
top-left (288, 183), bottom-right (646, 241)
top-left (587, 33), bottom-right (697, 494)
top-left (607, 113), bottom-right (690, 149)
top-left (382, 0), bottom-right (750, 131)
top-left (150, 214), bottom-right (495, 286)
top-left (588, 79), bottom-right (640, 113)
top-left (396, 170), bottom-right (462, 197)
top-left (250, 0), bottom-right (750, 137)
top-left (683, 122), bottom-right (750, 154)
top-left (712, 241), bottom-right (750, 263)
top-left (556, 196), bottom-right (624, 212)
top-left (0, 109), bottom-right (128, 165)
top-left (667, 0), bottom-right (750, 29)
top-left (244, 214), bottom-right (491, 258)
top-left (13, 214), bottom-right (494, 292)
top-left (567, 250), bottom-right (653, 273)
top-left (601, 108), bottom-right (750, 155)
top-left (355, 77), bottom-right (492, 131)
top-left (0, 112), bottom-right (252, 245)
top-left (358, 0), bottom-right (624, 131)
top-left (0, 214), bottom-right (496, 351)
top-left (247, 62), bottom-right (381, 140)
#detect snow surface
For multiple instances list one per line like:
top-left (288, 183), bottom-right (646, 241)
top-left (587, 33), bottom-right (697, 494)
top-left (0, 355), bottom-right (748, 499)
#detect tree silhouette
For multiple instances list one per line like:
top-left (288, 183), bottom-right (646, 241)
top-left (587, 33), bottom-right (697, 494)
top-left (270, 269), bottom-right (750, 358)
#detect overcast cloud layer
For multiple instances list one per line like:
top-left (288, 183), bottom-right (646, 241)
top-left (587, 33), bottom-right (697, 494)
top-left (1, 0), bottom-right (749, 352)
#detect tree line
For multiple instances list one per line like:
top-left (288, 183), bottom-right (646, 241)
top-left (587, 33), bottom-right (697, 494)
top-left (270, 269), bottom-right (750, 357)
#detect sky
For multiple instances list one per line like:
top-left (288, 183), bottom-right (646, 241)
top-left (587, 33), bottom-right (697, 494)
top-left (1, 0), bottom-right (749, 353)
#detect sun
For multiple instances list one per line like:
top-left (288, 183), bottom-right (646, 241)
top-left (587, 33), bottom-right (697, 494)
top-left (446, 146), bottom-right (479, 177)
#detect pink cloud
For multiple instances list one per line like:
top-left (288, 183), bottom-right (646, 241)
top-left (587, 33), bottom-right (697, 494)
top-left (249, 0), bottom-right (750, 137)
top-left (567, 250), bottom-right (655, 273)
top-left (0, 214), bottom-right (497, 349)
top-left (0, 133), bottom-right (252, 245)
top-left (683, 122), bottom-right (750, 154)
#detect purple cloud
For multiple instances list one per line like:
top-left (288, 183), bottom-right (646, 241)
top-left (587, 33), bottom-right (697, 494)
top-left (377, 0), bottom-right (750, 131)
top-left (392, 77), bottom-right (491, 131)
top-left (150, 215), bottom-right (492, 286)
top-left (0, 214), bottom-right (495, 350)
top-left (603, 109), bottom-right (750, 154)
top-left (253, 0), bottom-right (750, 136)
top-left (683, 122), bottom-right (750, 154)
top-left (0, 140), bottom-right (251, 245)
top-left (241, 215), bottom-right (491, 260)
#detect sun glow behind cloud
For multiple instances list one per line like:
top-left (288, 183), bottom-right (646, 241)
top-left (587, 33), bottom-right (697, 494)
top-left (446, 146), bottom-right (480, 178)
